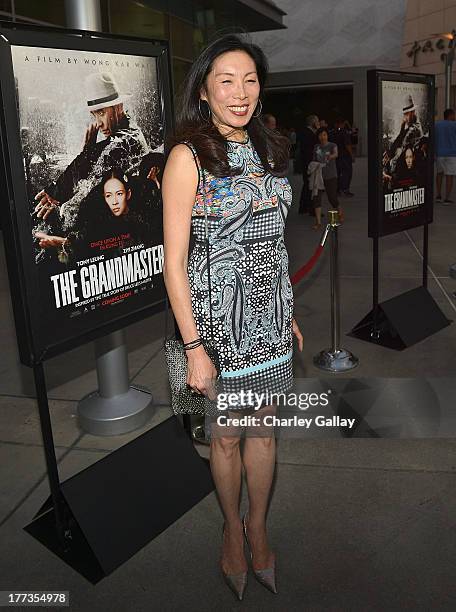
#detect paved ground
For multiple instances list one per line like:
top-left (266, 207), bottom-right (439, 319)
top-left (1, 158), bottom-right (456, 610)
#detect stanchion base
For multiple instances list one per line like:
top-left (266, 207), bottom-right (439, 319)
top-left (313, 348), bottom-right (359, 373)
top-left (77, 385), bottom-right (154, 436)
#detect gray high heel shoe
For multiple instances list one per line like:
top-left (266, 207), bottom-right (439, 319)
top-left (221, 524), bottom-right (248, 601)
top-left (242, 513), bottom-right (278, 594)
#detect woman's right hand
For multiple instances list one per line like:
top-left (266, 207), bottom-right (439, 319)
top-left (186, 345), bottom-right (218, 400)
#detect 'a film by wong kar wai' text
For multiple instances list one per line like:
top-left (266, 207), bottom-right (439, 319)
top-left (382, 80), bottom-right (431, 221)
top-left (12, 45), bottom-right (166, 341)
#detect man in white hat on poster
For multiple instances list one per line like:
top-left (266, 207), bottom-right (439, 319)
top-left (383, 94), bottom-right (423, 177)
top-left (33, 71), bottom-right (151, 233)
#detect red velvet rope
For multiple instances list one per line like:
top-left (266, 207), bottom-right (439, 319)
top-left (290, 244), bottom-right (324, 286)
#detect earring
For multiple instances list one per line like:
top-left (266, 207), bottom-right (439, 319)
top-left (252, 99), bottom-right (263, 118)
top-left (198, 99), bottom-right (211, 122)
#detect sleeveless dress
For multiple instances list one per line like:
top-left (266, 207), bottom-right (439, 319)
top-left (185, 136), bottom-right (294, 406)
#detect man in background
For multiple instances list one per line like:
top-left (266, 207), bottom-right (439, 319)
top-left (331, 117), bottom-right (354, 197)
top-left (263, 113), bottom-right (277, 130)
top-left (435, 108), bottom-right (456, 204)
top-left (297, 114), bottom-right (319, 214)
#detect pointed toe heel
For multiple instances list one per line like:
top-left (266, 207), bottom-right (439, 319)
top-left (221, 524), bottom-right (248, 601)
top-left (222, 570), bottom-right (248, 601)
top-left (242, 513), bottom-right (278, 594)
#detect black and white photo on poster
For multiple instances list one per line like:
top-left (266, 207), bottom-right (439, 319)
top-left (11, 45), bottom-right (166, 344)
top-left (382, 80), bottom-right (430, 219)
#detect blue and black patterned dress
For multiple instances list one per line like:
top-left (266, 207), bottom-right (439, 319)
top-left (186, 136), bottom-right (293, 404)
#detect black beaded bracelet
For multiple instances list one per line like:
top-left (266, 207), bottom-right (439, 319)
top-left (183, 338), bottom-right (203, 350)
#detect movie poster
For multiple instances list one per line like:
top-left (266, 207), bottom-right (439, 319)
top-left (9, 44), bottom-right (167, 361)
top-left (380, 79), bottom-right (432, 234)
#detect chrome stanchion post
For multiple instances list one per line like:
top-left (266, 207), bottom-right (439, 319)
top-left (313, 209), bottom-right (359, 373)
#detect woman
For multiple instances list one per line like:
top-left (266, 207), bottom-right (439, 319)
top-left (394, 146), bottom-right (418, 188)
top-left (35, 168), bottom-right (145, 259)
top-left (162, 34), bottom-right (303, 600)
top-left (311, 127), bottom-right (344, 229)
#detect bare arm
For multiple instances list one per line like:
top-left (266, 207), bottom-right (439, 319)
top-left (162, 144), bottom-right (217, 397)
top-left (327, 144), bottom-right (338, 160)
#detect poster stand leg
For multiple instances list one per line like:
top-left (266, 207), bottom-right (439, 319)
top-left (31, 363), bottom-right (72, 551)
top-left (371, 237), bottom-right (380, 340)
top-left (350, 225), bottom-right (451, 349)
top-left (423, 222), bottom-right (429, 288)
top-left (77, 330), bottom-right (155, 436)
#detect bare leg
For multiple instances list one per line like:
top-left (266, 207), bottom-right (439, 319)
top-left (242, 405), bottom-right (276, 569)
top-left (436, 172), bottom-right (443, 198)
top-left (210, 417), bottom-right (247, 575)
top-left (445, 175), bottom-right (454, 200)
top-left (313, 206), bottom-right (322, 227)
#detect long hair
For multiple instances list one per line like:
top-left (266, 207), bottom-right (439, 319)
top-left (174, 34), bottom-right (289, 177)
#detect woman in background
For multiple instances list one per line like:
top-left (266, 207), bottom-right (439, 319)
top-left (311, 127), bottom-right (344, 229)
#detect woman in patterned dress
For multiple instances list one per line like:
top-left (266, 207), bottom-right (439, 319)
top-left (162, 34), bottom-right (303, 600)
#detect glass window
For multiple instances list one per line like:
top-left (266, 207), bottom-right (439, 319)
top-left (14, 0), bottom-right (66, 26)
top-left (169, 16), bottom-right (195, 61)
top-left (0, 0), bottom-right (12, 19)
top-left (109, 0), bottom-right (167, 40)
top-left (172, 57), bottom-right (192, 95)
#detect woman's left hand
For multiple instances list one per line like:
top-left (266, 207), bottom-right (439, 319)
top-left (292, 317), bottom-right (304, 351)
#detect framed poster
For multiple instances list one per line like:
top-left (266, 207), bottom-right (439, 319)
top-left (368, 70), bottom-right (434, 238)
top-left (0, 23), bottom-right (172, 366)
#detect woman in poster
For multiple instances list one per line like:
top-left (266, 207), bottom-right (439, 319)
top-left (162, 34), bottom-right (303, 600)
top-left (394, 146), bottom-right (418, 188)
top-left (35, 168), bottom-right (147, 261)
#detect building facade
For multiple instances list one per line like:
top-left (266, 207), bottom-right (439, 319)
top-left (401, 0), bottom-right (456, 118)
top-left (253, 0), bottom-right (408, 155)
top-left (0, 0), bottom-right (285, 92)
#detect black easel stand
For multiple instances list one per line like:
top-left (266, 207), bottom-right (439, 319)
top-left (350, 223), bottom-right (451, 349)
top-left (24, 363), bottom-right (214, 584)
top-left (29, 364), bottom-right (73, 550)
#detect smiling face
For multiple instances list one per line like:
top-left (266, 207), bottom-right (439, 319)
top-left (103, 177), bottom-right (130, 216)
top-left (200, 50), bottom-right (260, 138)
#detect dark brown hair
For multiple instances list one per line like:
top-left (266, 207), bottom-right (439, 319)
top-left (173, 34), bottom-right (289, 177)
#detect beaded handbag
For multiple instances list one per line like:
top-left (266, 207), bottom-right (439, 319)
top-left (164, 160), bottom-right (220, 416)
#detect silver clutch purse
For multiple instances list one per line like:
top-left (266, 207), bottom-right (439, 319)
top-left (164, 338), bottom-right (220, 416)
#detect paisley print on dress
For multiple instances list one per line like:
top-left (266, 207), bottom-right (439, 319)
top-left (185, 136), bottom-right (294, 401)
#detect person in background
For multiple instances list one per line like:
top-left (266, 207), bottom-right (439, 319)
top-left (289, 126), bottom-right (298, 172)
top-left (435, 108), bottom-right (456, 204)
top-left (297, 114), bottom-right (319, 214)
top-left (319, 119), bottom-right (328, 129)
top-left (331, 117), bottom-right (354, 197)
top-left (262, 113), bottom-right (277, 130)
top-left (351, 124), bottom-right (359, 157)
top-left (311, 127), bottom-right (343, 229)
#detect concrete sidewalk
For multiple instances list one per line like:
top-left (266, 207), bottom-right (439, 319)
top-left (1, 158), bottom-right (456, 610)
